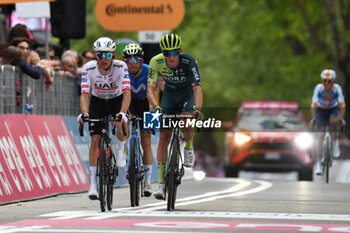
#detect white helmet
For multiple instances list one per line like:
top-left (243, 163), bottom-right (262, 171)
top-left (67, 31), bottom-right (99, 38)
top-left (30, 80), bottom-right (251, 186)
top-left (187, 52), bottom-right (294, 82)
top-left (93, 37), bottom-right (116, 52)
top-left (321, 69), bottom-right (336, 80)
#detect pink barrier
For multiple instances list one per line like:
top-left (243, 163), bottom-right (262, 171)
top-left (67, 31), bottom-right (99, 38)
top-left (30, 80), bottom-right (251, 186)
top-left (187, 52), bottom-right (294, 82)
top-left (0, 115), bottom-right (89, 204)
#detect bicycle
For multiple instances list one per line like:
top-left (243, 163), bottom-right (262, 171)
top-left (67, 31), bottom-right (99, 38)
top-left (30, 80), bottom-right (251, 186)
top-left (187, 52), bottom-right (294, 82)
top-left (79, 115), bottom-right (126, 212)
top-left (165, 114), bottom-right (199, 211)
top-left (311, 118), bottom-right (345, 183)
top-left (126, 114), bottom-right (144, 207)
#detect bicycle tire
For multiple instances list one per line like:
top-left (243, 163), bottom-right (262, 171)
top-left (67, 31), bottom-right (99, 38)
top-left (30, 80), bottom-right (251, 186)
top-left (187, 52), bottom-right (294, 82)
top-left (167, 138), bottom-right (178, 211)
top-left (325, 136), bottom-right (331, 183)
top-left (99, 137), bottom-right (107, 212)
top-left (107, 149), bottom-right (114, 211)
top-left (129, 137), bottom-right (137, 207)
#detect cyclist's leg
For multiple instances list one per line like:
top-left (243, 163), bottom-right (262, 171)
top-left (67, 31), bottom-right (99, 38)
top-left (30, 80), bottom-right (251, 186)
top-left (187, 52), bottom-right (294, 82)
top-left (315, 107), bottom-right (328, 175)
top-left (330, 107), bottom-right (341, 158)
top-left (110, 95), bottom-right (128, 167)
top-left (181, 91), bottom-right (196, 167)
top-left (141, 132), bottom-right (153, 195)
top-left (153, 87), bottom-right (177, 199)
top-left (88, 96), bottom-right (106, 198)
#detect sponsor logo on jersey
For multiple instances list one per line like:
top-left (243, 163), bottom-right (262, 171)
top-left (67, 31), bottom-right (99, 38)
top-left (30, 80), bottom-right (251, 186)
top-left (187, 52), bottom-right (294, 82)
top-left (86, 67), bottom-right (96, 71)
top-left (192, 67), bottom-right (200, 80)
top-left (163, 76), bottom-right (187, 83)
top-left (113, 64), bottom-right (124, 68)
top-left (182, 58), bottom-right (190, 64)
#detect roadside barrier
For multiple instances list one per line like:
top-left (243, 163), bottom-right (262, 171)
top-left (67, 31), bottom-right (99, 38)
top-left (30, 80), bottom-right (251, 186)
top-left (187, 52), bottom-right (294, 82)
top-left (0, 115), bottom-right (89, 204)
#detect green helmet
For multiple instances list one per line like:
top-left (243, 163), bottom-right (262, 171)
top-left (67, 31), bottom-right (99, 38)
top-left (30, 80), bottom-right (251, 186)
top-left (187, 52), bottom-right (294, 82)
top-left (159, 34), bottom-right (182, 50)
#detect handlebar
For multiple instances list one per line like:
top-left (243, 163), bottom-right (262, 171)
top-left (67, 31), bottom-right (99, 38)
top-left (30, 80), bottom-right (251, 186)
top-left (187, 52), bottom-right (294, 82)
top-left (79, 114), bottom-right (127, 137)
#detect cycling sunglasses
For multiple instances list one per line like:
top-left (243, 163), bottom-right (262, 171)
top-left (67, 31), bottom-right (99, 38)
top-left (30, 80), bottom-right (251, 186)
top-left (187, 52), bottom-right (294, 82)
top-left (163, 49), bottom-right (180, 57)
top-left (96, 52), bottom-right (113, 60)
top-left (124, 57), bottom-right (142, 64)
top-left (323, 79), bottom-right (333, 84)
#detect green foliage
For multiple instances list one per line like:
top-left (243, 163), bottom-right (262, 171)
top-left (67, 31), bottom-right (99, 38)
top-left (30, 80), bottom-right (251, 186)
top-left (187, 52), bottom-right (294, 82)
top-left (63, 0), bottom-right (339, 157)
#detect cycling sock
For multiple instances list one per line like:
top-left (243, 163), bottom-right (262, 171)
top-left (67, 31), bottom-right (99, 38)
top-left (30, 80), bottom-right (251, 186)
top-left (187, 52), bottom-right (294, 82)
top-left (89, 166), bottom-right (97, 185)
top-left (185, 139), bottom-right (193, 150)
top-left (116, 138), bottom-right (125, 152)
top-left (144, 165), bottom-right (152, 185)
top-left (158, 162), bottom-right (166, 183)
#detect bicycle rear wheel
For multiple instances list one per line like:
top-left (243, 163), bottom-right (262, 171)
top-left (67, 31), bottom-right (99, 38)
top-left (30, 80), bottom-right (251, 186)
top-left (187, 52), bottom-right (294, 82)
top-left (128, 137), bottom-right (139, 207)
top-left (99, 137), bottom-right (107, 212)
top-left (167, 138), bottom-right (178, 211)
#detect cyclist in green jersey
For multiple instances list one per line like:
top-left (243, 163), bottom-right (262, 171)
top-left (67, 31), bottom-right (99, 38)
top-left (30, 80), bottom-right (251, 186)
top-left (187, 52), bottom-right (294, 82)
top-left (147, 34), bottom-right (203, 199)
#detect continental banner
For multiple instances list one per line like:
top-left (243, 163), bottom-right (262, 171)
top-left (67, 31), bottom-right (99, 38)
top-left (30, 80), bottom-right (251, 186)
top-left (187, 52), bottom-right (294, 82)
top-left (0, 115), bottom-right (89, 204)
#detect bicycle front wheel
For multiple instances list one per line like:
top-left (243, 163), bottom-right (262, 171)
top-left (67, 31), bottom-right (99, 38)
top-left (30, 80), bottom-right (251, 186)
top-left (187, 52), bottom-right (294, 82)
top-left (107, 150), bottom-right (114, 211)
top-left (128, 137), bottom-right (139, 207)
top-left (99, 137), bottom-right (108, 212)
top-left (325, 136), bottom-right (331, 183)
top-left (167, 138), bottom-right (178, 211)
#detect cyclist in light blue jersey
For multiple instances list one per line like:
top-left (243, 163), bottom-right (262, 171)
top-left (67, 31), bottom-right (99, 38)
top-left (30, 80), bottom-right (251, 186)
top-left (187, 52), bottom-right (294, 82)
top-left (311, 69), bottom-right (346, 175)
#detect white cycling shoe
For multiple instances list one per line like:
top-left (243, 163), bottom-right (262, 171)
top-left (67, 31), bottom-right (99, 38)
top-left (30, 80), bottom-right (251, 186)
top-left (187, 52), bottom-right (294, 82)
top-left (88, 184), bottom-right (98, 200)
top-left (144, 183), bottom-right (153, 197)
top-left (153, 183), bottom-right (166, 200)
top-left (184, 149), bottom-right (195, 167)
top-left (116, 150), bottom-right (126, 167)
top-left (314, 161), bottom-right (323, 176)
top-left (333, 140), bottom-right (340, 158)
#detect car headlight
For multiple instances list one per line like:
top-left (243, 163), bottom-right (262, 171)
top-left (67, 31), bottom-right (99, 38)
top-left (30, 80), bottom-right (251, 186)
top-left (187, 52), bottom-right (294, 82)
top-left (234, 133), bottom-right (251, 145)
top-left (294, 133), bottom-right (313, 150)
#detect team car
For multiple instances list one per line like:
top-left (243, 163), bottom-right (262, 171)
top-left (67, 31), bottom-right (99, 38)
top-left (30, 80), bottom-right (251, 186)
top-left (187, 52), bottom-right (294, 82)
top-left (224, 101), bottom-right (314, 181)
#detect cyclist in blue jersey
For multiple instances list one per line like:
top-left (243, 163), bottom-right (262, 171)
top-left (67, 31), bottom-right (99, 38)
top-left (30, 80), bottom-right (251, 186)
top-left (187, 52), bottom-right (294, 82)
top-left (311, 69), bottom-right (346, 175)
top-left (123, 43), bottom-right (154, 196)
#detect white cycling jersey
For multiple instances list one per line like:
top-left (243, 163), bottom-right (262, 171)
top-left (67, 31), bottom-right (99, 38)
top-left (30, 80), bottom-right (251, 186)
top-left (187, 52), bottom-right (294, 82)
top-left (312, 83), bottom-right (344, 108)
top-left (81, 60), bottom-right (130, 99)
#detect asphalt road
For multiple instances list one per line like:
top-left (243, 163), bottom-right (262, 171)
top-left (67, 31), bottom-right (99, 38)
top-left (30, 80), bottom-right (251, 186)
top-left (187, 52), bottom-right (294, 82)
top-left (1, 160), bottom-right (350, 233)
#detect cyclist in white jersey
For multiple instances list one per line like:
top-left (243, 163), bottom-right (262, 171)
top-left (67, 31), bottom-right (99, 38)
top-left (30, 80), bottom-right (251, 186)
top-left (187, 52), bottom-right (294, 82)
top-left (311, 69), bottom-right (346, 175)
top-left (78, 37), bottom-right (131, 200)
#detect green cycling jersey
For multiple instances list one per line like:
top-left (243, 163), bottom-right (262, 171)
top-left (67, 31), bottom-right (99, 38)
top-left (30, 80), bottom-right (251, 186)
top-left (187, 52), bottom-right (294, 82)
top-left (147, 52), bottom-right (201, 90)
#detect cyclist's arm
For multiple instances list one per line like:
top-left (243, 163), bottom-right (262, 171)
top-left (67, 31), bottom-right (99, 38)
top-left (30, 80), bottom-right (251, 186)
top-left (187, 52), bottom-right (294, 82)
top-left (147, 57), bottom-right (159, 109)
top-left (337, 101), bottom-right (346, 120)
top-left (193, 86), bottom-right (203, 111)
top-left (80, 94), bottom-right (89, 116)
top-left (120, 90), bottom-right (131, 113)
top-left (311, 102), bottom-right (317, 119)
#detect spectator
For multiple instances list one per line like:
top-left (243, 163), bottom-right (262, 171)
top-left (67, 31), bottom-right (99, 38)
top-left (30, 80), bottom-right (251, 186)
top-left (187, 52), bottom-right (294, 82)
top-left (35, 46), bottom-right (55, 60)
top-left (61, 55), bottom-right (77, 78)
top-left (0, 46), bottom-right (21, 66)
top-left (81, 49), bottom-right (95, 65)
top-left (10, 37), bottom-right (53, 91)
top-left (0, 46), bottom-right (23, 107)
top-left (0, 23), bottom-right (32, 57)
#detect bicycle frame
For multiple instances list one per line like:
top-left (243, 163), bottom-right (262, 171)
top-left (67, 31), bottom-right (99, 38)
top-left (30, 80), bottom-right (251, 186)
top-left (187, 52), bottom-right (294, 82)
top-left (126, 116), bottom-right (144, 207)
top-left (322, 126), bottom-right (332, 183)
top-left (165, 125), bottom-right (185, 211)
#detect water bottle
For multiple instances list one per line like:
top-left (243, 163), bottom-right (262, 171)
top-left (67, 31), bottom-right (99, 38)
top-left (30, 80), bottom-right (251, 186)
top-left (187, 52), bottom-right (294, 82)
top-left (25, 104), bottom-right (33, 114)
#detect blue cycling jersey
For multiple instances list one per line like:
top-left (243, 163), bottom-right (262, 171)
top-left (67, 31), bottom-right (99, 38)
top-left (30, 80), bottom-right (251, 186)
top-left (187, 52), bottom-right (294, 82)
top-left (312, 83), bottom-right (344, 108)
top-left (129, 63), bottom-right (149, 99)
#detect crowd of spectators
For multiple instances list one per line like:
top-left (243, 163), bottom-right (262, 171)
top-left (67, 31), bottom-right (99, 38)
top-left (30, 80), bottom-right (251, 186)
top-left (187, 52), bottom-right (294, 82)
top-left (0, 23), bottom-right (95, 98)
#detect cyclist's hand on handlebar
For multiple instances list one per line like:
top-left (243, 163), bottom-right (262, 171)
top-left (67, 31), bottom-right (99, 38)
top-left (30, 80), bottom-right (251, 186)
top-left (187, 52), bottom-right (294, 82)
top-left (154, 105), bottom-right (163, 112)
top-left (77, 113), bottom-right (89, 124)
top-left (330, 116), bottom-right (341, 124)
top-left (309, 118), bottom-right (316, 129)
top-left (193, 109), bottom-right (204, 121)
top-left (117, 112), bottom-right (128, 123)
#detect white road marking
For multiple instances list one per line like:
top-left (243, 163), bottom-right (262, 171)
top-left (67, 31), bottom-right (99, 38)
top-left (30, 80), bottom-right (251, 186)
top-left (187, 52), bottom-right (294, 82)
top-left (43, 179), bottom-right (255, 219)
top-left (336, 160), bottom-right (350, 183)
top-left (0, 227), bottom-right (211, 233)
